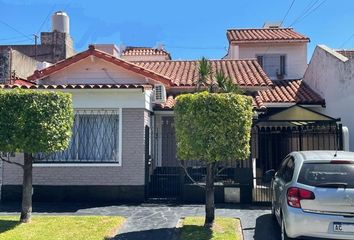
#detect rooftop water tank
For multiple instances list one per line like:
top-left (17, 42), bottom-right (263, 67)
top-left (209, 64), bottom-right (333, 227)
top-left (52, 11), bottom-right (70, 34)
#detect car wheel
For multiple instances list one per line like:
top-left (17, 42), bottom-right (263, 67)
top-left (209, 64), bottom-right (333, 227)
top-left (281, 217), bottom-right (294, 240)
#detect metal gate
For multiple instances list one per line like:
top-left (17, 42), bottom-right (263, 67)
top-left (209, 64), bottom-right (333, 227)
top-left (147, 117), bottom-right (182, 201)
top-left (147, 115), bottom-right (343, 204)
top-left (252, 124), bottom-right (343, 204)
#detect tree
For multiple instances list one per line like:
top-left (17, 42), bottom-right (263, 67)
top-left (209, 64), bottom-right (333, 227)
top-left (196, 57), bottom-right (212, 92)
top-left (175, 58), bottom-right (253, 227)
top-left (0, 89), bottom-right (73, 223)
top-left (214, 70), bottom-right (244, 94)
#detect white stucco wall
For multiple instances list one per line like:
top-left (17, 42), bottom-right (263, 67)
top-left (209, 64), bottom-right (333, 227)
top-left (39, 57), bottom-right (150, 85)
top-left (226, 42), bottom-right (308, 80)
top-left (1, 54), bottom-right (156, 191)
top-left (304, 45), bottom-right (354, 150)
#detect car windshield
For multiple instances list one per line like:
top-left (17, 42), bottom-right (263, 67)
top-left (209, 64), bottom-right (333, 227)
top-left (298, 163), bottom-right (354, 188)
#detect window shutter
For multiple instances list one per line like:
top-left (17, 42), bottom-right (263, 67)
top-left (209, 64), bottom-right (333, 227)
top-left (280, 55), bottom-right (286, 75)
top-left (257, 56), bottom-right (263, 68)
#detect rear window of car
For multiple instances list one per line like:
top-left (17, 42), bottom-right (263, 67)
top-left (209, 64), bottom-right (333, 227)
top-left (298, 163), bottom-right (354, 188)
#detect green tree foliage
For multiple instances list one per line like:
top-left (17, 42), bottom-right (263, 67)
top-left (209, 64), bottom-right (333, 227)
top-left (175, 91), bottom-right (253, 162)
top-left (214, 70), bottom-right (243, 94)
top-left (175, 91), bottom-right (253, 227)
top-left (0, 89), bottom-right (73, 223)
top-left (196, 57), bottom-right (212, 91)
top-left (0, 89), bottom-right (73, 153)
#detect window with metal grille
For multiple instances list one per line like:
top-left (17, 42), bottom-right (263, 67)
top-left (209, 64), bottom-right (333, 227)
top-left (35, 109), bottom-right (120, 163)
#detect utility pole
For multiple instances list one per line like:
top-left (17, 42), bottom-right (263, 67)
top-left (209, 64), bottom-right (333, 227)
top-left (33, 34), bottom-right (39, 61)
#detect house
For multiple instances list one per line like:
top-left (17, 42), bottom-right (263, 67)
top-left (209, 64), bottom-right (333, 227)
top-left (303, 45), bottom-right (353, 150)
top-left (0, 17), bottom-right (345, 204)
top-left (224, 23), bottom-right (309, 80)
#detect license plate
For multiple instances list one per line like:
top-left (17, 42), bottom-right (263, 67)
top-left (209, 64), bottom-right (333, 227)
top-left (333, 222), bottom-right (354, 233)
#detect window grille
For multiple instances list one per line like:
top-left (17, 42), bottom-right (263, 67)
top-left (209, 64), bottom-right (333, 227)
top-left (35, 109), bottom-right (120, 163)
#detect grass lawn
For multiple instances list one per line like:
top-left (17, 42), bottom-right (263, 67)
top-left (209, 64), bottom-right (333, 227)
top-left (180, 217), bottom-right (242, 240)
top-left (0, 216), bottom-right (125, 240)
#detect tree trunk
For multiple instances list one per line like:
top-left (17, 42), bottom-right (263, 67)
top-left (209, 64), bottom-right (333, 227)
top-left (204, 162), bottom-right (215, 228)
top-left (20, 153), bottom-right (33, 223)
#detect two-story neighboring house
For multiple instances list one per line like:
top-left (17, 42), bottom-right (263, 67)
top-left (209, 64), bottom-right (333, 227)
top-left (224, 23), bottom-right (309, 80)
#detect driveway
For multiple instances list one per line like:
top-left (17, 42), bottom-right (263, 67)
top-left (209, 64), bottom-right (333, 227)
top-left (0, 203), bottom-right (280, 240)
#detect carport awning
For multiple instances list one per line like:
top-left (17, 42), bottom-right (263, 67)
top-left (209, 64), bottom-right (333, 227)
top-left (256, 105), bottom-right (340, 126)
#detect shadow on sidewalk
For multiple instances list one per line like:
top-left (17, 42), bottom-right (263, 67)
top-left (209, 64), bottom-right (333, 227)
top-left (112, 228), bottom-right (179, 240)
top-left (254, 214), bottom-right (280, 240)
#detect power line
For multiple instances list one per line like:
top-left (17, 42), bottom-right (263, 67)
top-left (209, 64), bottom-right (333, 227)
top-left (293, 0), bottom-right (327, 26)
top-left (0, 38), bottom-right (33, 44)
top-left (63, 0), bottom-right (72, 12)
top-left (37, 0), bottom-right (72, 34)
top-left (339, 33), bottom-right (354, 49)
top-left (0, 35), bottom-right (32, 42)
top-left (0, 20), bottom-right (33, 41)
top-left (281, 0), bottom-right (296, 25)
top-left (289, 0), bottom-right (327, 27)
top-left (288, 0), bottom-right (319, 27)
top-left (37, 4), bottom-right (57, 34)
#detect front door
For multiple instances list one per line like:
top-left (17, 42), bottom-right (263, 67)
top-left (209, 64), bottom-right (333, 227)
top-left (161, 116), bottom-right (179, 167)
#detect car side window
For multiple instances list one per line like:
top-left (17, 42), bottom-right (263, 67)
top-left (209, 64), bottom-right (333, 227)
top-left (282, 157), bottom-right (295, 183)
top-left (276, 157), bottom-right (290, 179)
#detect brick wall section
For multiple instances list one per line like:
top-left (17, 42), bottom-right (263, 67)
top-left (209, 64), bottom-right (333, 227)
top-left (2, 108), bottom-right (149, 186)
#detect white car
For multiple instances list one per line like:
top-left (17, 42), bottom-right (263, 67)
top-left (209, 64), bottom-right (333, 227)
top-left (270, 151), bottom-right (354, 240)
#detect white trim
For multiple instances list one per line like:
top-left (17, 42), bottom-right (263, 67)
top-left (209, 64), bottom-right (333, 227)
top-left (264, 103), bottom-right (323, 108)
top-left (299, 104), bottom-right (324, 108)
top-left (264, 103), bottom-right (295, 108)
top-left (33, 163), bottom-right (120, 167)
top-left (118, 108), bottom-right (123, 166)
top-left (318, 45), bottom-right (349, 62)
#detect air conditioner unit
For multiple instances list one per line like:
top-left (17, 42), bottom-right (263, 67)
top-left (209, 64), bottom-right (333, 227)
top-left (152, 84), bottom-right (166, 104)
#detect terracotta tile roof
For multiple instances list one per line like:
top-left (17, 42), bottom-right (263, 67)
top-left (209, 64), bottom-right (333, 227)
top-left (155, 80), bottom-right (324, 111)
top-left (133, 59), bottom-right (272, 87)
top-left (27, 45), bottom-right (172, 87)
top-left (256, 79), bottom-right (324, 106)
top-left (227, 28), bottom-right (310, 43)
top-left (0, 83), bottom-right (151, 90)
top-left (336, 50), bottom-right (354, 59)
top-left (122, 46), bottom-right (171, 59)
top-left (157, 95), bottom-right (176, 109)
top-left (11, 79), bottom-right (35, 87)
top-left (154, 94), bottom-right (266, 111)
top-left (26, 46), bottom-right (271, 88)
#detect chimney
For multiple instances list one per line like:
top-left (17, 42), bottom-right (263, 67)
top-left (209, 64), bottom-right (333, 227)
top-left (263, 22), bottom-right (282, 29)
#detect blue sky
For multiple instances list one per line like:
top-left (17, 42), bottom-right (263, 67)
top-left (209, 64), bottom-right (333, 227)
top-left (1, 0), bottom-right (354, 60)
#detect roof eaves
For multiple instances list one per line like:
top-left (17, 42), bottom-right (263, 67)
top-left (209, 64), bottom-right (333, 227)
top-left (28, 46), bottom-right (172, 87)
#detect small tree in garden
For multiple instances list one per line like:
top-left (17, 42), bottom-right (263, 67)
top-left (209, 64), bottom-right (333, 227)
top-left (0, 89), bottom-right (73, 223)
top-left (175, 58), bottom-right (253, 227)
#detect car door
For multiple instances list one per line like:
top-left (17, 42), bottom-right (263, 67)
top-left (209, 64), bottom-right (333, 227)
top-left (273, 156), bottom-right (290, 217)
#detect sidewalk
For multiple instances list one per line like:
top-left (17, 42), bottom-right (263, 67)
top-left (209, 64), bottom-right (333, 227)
top-left (0, 203), bottom-right (278, 240)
